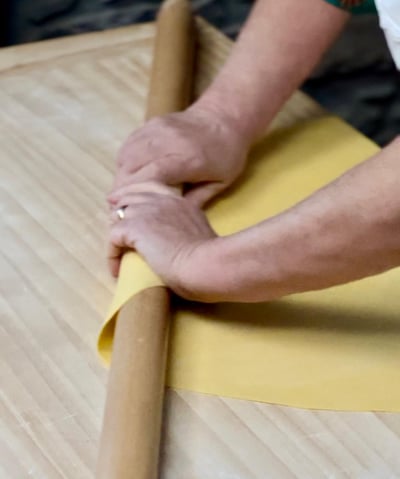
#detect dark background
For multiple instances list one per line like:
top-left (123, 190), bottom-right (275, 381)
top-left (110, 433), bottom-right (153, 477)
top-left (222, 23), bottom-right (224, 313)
top-left (2, 0), bottom-right (399, 145)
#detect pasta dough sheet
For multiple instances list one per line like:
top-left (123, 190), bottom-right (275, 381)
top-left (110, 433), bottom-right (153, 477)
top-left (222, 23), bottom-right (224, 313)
top-left (98, 116), bottom-right (400, 411)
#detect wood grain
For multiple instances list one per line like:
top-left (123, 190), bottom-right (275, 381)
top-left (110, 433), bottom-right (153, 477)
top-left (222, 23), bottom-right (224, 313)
top-left (1, 18), bottom-right (399, 479)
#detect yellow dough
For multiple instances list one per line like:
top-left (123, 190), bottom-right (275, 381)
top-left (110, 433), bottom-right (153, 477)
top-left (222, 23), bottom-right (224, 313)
top-left (98, 116), bottom-right (400, 411)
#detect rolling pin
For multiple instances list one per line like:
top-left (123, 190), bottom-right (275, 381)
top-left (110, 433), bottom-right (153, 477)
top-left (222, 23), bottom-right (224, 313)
top-left (96, 1), bottom-right (195, 478)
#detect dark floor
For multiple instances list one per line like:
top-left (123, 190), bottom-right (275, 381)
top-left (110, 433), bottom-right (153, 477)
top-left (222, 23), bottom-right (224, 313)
top-left (4, 0), bottom-right (400, 145)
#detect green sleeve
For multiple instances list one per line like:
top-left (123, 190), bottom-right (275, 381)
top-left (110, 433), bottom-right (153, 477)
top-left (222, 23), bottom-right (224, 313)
top-left (324, 0), bottom-right (376, 14)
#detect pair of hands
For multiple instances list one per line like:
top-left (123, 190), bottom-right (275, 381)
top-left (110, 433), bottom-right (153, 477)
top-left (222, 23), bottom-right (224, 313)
top-left (107, 107), bottom-right (249, 301)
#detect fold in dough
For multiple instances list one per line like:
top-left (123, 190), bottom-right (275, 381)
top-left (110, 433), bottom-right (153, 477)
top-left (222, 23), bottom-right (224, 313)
top-left (98, 116), bottom-right (400, 412)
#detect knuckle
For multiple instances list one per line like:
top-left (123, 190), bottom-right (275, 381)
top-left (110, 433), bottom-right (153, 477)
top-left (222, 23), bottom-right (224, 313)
top-left (150, 161), bottom-right (164, 178)
top-left (186, 152), bottom-right (205, 171)
top-left (116, 147), bottom-right (135, 169)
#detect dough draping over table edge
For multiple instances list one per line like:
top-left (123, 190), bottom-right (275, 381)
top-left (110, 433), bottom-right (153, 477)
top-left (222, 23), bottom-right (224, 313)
top-left (98, 116), bottom-right (400, 412)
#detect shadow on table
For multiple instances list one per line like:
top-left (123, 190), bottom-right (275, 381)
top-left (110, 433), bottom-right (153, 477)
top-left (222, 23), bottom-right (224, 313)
top-left (173, 295), bottom-right (400, 343)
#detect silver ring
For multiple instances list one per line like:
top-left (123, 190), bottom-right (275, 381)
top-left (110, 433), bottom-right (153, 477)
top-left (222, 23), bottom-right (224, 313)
top-left (116, 206), bottom-right (127, 220)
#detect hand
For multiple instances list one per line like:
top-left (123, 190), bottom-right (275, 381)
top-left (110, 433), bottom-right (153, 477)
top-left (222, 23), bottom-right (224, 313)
top-left (108, 106), bottom-right (249, 207)
top-left (108, 183), bottom-right (219, 301)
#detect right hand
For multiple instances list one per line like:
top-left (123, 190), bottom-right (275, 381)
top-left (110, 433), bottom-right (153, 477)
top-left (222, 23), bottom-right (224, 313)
top-left (108, 106), bottom-right (250, 207)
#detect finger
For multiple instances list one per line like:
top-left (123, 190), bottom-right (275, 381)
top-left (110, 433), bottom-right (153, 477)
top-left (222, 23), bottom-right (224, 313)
top-left (184, 182), bottom-right (226, 207)
top-left (109, 197), bottom-right (149, 225)
top-left (108, 222), bottom-right (135, 276)
top-left (109, 181), bottom-right (179, 203)
top-left (110, 192), bottom-right (179, 226)
top-left (108, 182), bottom-right (152, 204)
top-left (108, 254), bottom-right (121, 278)
top-left (111, 161), bottom-right (167, 193)
top-left (111, 154), bottom-right (205, 195)
top-left (115, 128), bottom-right (150, 168)
top-left (110, 168), bottom-right (141, 195)
top-left (109, 182), bottom-right (180, 209)
top-left (112, 139), bottom-right (154, 194)
top-left (135, 153), bottom-right (212, 186)
top-left (107, 237), bottom-right (123, 277)
top-left (111, 158), bottom-right (152, 194)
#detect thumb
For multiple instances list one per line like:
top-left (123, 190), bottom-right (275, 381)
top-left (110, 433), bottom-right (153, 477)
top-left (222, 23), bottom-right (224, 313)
top-left (184, 182), bottom-right (226, 208)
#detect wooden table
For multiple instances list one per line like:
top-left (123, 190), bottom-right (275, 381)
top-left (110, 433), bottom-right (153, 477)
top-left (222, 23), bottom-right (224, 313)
top-left (1, 18), bottom-right (400, 479)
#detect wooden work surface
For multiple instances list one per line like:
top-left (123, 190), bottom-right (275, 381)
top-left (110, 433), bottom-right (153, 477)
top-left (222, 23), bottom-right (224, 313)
top-left (1, 18), bottom-right (400, 479)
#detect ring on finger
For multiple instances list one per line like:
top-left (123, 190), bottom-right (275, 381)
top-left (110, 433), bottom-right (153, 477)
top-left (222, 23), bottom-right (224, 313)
top-left (116, 206), bottom-right (128, 220)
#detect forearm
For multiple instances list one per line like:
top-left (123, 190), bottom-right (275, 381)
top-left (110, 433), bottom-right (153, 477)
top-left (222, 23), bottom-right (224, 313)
top-left (201, 139), bottom-right (400, 302)
top-left (192, 0), bottom-right (349, 143)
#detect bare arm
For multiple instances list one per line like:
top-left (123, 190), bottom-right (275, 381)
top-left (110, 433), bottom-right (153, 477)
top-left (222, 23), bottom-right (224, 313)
top-left (110, 0), bottom-right (349, 206)
top-left (193, 0), bottom-right (349, 142)
top-left (109, 1), bottom-right (400, 303)
top-left (109, 137), bottom-right (400, 302)
top-left (194, 138), bottom-right (400, 302)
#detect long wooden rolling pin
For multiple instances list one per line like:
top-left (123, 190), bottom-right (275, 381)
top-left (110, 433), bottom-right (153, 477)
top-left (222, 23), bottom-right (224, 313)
top-left (96, 1), bottom-right (195, 478)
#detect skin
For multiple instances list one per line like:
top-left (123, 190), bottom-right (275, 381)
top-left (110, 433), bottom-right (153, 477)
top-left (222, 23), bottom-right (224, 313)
top-left (108, 0), bottom-right (400, 303)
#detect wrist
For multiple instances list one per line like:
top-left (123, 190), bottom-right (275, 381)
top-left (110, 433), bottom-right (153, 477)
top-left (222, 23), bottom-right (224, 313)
top-left (189, 89), bottom-right (259, 147)
top-left (176, 236), bottom-right (241, 303)
top-left (185, 217), bottom-right (306, 303)
top-left (178, 232), bottom-right (279, 303)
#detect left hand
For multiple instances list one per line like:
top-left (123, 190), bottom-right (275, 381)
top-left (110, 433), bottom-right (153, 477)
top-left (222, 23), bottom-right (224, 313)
top-left (108, 182), bottom-right (218, 300)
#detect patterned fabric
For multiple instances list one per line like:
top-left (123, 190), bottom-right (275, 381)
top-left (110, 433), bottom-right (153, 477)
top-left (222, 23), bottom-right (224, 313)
top-left (324, 0), bottom-right (377, 14)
